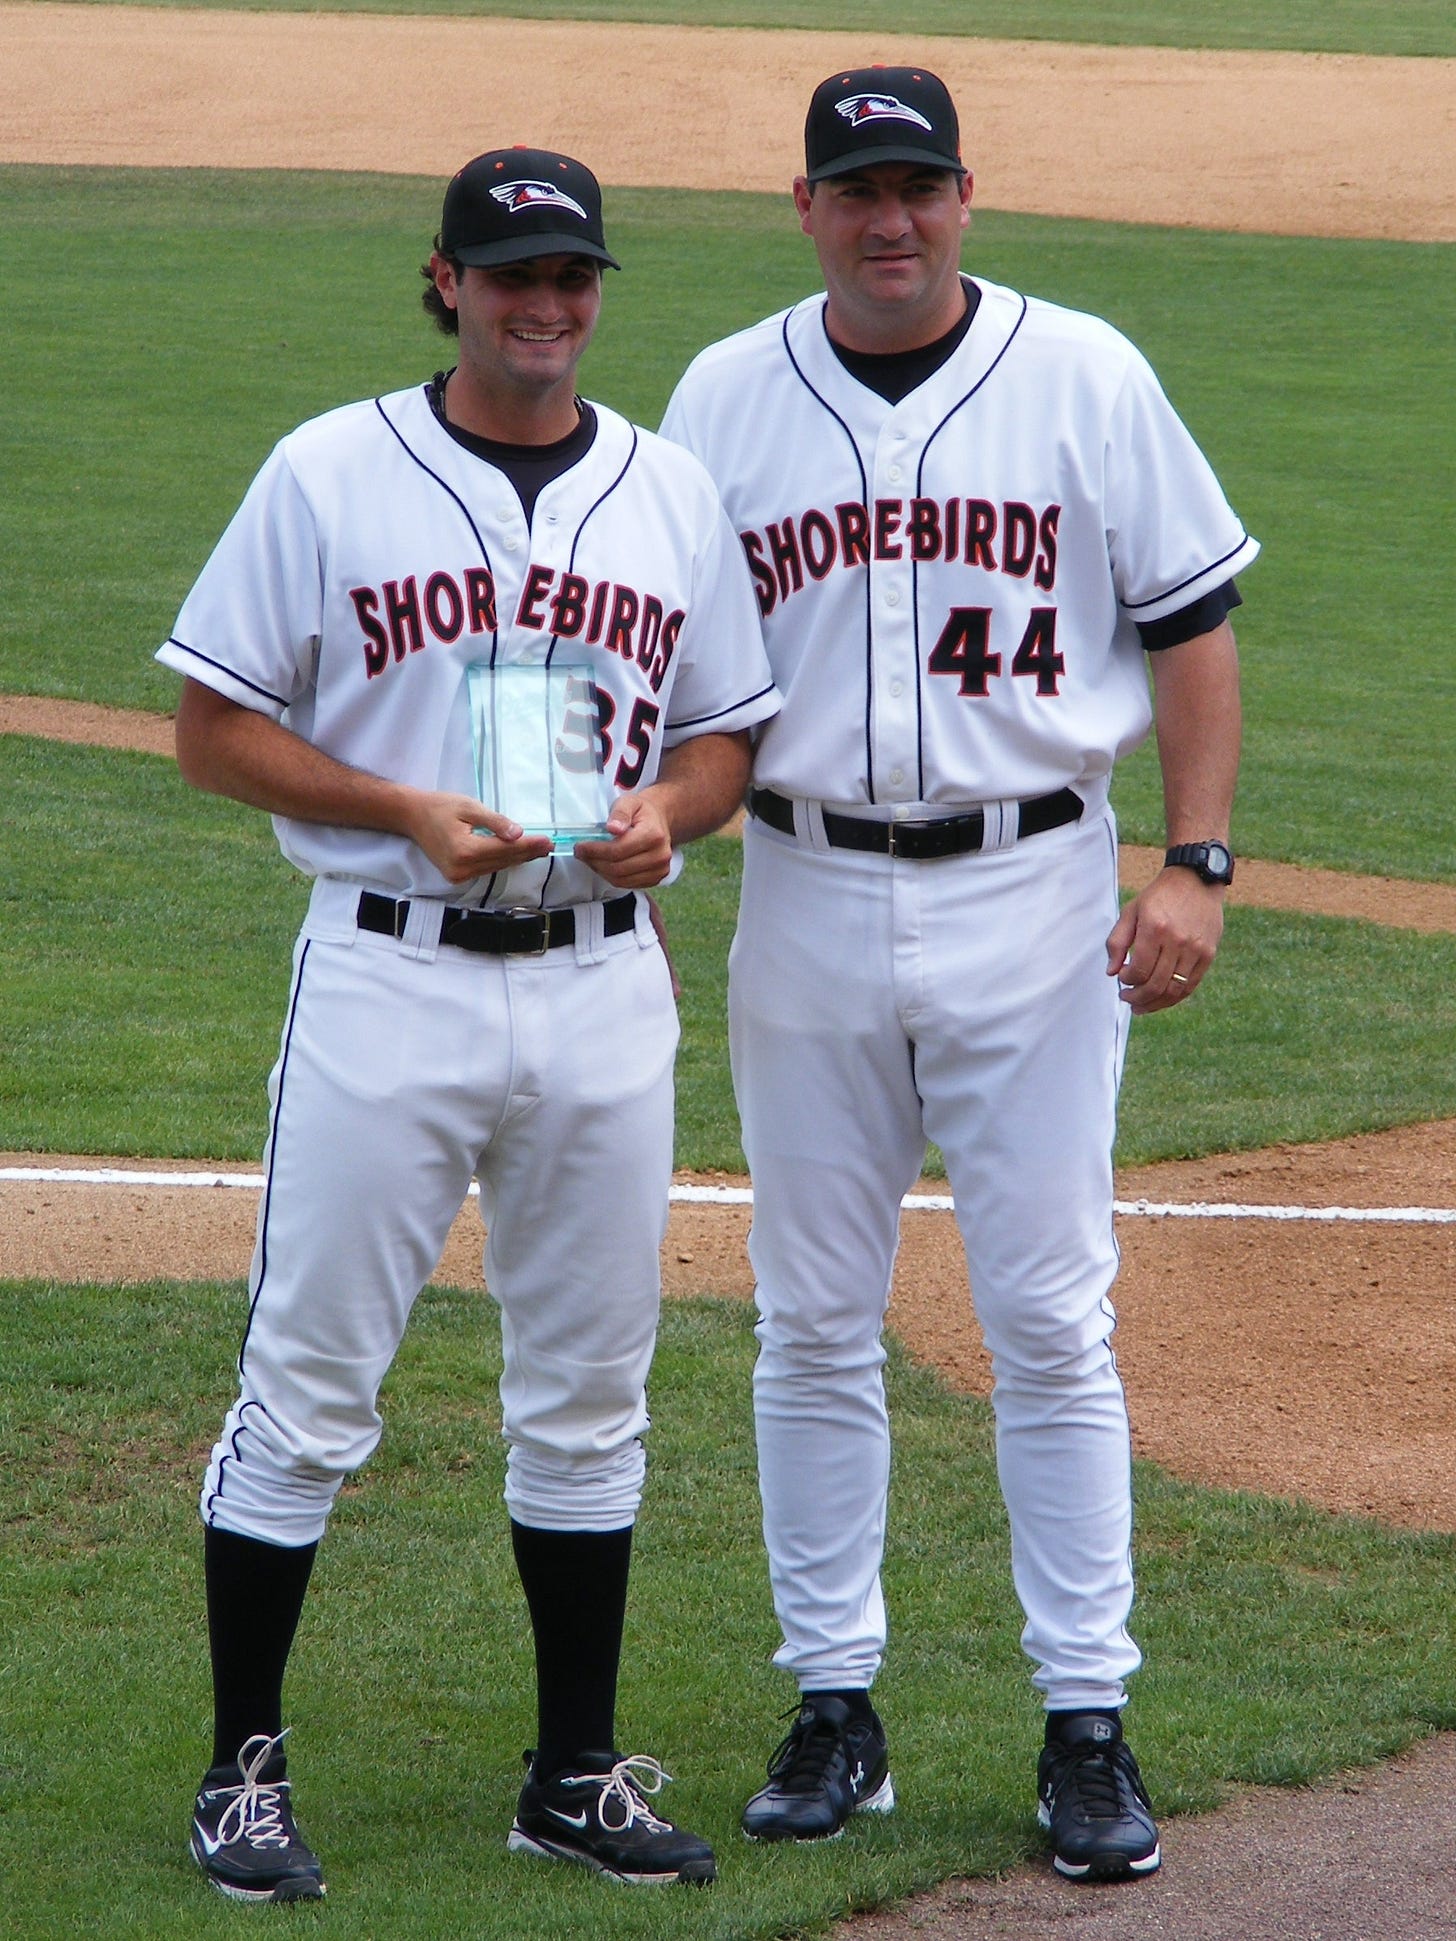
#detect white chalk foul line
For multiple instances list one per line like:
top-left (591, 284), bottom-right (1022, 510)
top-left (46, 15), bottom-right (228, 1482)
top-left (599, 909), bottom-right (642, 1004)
top-left (2, 1167), bottom-right (1453, 1223)
top-left (1112, 1200), bottom-right (1456, 1225)
top-left (3, 1167), bottom-right (270, 1189)
top-left (903, 1195), bottom-right (1456, 1224)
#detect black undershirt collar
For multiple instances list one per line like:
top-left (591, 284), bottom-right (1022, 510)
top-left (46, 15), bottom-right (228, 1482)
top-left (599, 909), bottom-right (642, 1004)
top-left (426, 369), bottom-right (598, 524)
top-left (827, 276), bottom-right (982, 405)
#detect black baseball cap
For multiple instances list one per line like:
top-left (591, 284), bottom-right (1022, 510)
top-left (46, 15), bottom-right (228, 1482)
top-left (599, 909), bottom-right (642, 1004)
top-left (804, 66), bottom-right (967, 184)
top-left (440, 147), bottom-right (621, 270)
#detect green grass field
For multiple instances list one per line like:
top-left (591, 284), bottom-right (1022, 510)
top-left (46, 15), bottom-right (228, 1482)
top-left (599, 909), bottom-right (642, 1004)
top-left (39, 0), bottom-right (1456, 56)
top-left (4, 1283), bottom-right (1454, 1939)
top-left (6, 742), bottom-right (1456, 1166)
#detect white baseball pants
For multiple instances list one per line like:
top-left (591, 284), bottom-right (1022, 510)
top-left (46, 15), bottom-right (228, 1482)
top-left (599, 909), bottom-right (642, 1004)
top-left (201, 880), bottom-right (677, 1546)
top-left (731, 801), bottom-right (1142, 1710)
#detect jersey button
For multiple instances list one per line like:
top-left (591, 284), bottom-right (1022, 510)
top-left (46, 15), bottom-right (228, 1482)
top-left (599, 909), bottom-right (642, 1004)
top-left (887, 465), bottom-right (903, 483)
top-left (890, 680), bottom-right (904, 697)
top-left (889, 768), bottom-right (905, 785)
top-left (885, 589), bottom-right (901, 607)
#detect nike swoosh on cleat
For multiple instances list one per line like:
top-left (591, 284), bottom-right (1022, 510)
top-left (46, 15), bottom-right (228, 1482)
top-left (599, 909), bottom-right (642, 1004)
top-left (193, 1822), bottom-right (227, 1857)
top-left (546, 1807), bottom-right (590, 1829)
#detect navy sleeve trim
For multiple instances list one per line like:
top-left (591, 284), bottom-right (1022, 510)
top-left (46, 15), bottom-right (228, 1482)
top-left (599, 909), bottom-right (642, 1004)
top-left (1137, 579), bottom-right (1242, 652)
top-left (1122, 535), bottom-right (1251, 611)
top-left (668, 681), bottom-right (778, 731)
top-left (166, 639), bottom-right (291, 710)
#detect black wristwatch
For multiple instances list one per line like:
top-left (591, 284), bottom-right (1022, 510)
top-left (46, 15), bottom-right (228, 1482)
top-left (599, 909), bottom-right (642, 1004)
top-left (1164, 840), bottom-right (1235, 886)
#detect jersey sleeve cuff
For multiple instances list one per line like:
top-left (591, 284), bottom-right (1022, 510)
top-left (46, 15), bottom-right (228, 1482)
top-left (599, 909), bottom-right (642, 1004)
top-left (1121, 532), bottom-right (1260, 626)
top-left (155, 639), bottom-right (292, 717)
top-left (661, 681), bottom-right (781, 748)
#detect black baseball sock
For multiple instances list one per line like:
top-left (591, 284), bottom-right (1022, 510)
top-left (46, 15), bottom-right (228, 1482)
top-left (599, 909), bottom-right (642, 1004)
top-left (511, 1520), bottom-right (633, 1781)
top-left (1045, 1707), bottom-right (1123, 1745)
top-left (204, 1524), bottom-right (318, 1773)
top-left (804, 1687), bottom-right (879, 1723)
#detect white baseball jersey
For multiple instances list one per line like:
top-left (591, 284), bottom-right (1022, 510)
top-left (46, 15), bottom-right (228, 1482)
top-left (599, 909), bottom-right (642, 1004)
top-left (159, 383), bottom-right (778, 902)
top-left (661, 277), bottom-right (1259, 810)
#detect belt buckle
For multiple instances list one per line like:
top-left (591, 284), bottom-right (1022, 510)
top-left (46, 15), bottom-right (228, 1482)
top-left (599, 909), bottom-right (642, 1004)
top-left (524, 913), bottom-right (554, 956)
top-left (886, 818), bottom-right (934, 858)
top-left (886, 814), bottom-right (983, 861)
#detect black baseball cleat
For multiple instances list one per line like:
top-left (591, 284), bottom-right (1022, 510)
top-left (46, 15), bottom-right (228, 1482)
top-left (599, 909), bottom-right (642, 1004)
top-left (189, 1729), bottom-right (326, 1902)
top-left (1036, 1713), bottom-right (1161, 1881)
top-left (741, 1694), bottom-right (894, 1841)
top-left (507, 1751), bottom-right (717, 1885)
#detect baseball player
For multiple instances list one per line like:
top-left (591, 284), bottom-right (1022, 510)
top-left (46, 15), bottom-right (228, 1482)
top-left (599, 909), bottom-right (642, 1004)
top-left (661, 66), bottom-right (1256, 1880)
top-left (158, 146), bottom-right (777, 1900)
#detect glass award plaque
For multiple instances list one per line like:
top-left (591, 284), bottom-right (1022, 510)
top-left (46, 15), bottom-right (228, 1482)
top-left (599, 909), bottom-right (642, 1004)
top-left (466, 662), bottom-right (613, 852)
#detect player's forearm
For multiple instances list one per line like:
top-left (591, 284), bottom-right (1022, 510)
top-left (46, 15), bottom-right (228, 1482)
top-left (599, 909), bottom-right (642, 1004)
top-left (174, 678), bottom-right (416, 833)
top-left (642, 730), bottom-right (752, 846)
top-left (1149, 621), bottom-right (1242, 844)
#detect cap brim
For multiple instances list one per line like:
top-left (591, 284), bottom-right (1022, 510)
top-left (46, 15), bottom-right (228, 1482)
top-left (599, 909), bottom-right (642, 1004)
top-left (451, 234), bottom-right (621, 271)
top-left (807, 145), bottom-right (967, 184)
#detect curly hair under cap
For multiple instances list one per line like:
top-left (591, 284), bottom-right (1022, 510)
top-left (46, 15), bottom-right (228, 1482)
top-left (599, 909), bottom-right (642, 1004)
top-left (420, 235), bottom-right (461, 336)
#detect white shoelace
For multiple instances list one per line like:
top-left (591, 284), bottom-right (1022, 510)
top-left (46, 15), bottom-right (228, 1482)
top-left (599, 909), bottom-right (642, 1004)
top-left (567, 1754), bottom-right (674, 1833)
top-left (214, 1729), bottom-right (293, 1850)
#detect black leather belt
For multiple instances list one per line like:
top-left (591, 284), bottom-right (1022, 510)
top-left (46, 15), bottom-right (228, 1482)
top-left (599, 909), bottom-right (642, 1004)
top-left (747, 787), bottom-right (1083, 859)
top-left (357, 890), bottom-right (637, 955)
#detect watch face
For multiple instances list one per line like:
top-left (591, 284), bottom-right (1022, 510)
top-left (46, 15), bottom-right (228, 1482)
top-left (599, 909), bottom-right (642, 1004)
top-left (1166, 840), bottom-right (1235, 883)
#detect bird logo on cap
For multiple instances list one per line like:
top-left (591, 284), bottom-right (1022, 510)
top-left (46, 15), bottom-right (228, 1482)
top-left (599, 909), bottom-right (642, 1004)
top-left (489, 180), bottom-right (588, 220)
top-left (834, 92), bottom-right (934, 133)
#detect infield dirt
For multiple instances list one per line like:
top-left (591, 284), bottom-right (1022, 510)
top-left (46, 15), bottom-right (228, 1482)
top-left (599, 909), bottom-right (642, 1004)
top-left (3, 7), bottom-right (1453, 240)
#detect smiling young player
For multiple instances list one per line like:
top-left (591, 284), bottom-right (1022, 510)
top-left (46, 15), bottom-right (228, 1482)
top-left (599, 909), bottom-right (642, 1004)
top-left (662, 65), bottom-right (1256, 1880)
top-left (159, 145), bottom-right (777, 1901)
